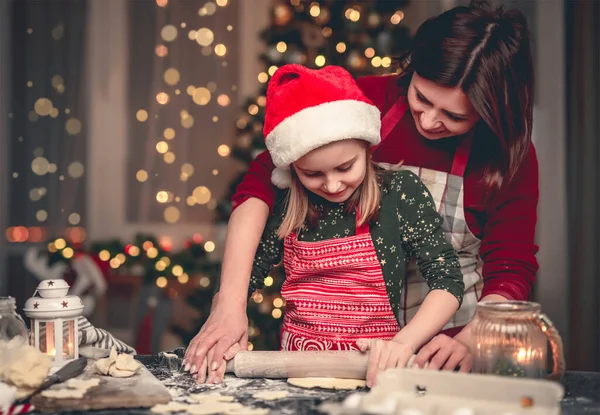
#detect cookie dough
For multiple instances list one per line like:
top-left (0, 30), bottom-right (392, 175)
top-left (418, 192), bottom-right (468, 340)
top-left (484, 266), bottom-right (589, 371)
top-left (287, 377), bottom-right (366, 390)
top-left (94, 347), bottom-right (141, 378)
top-left (0, 345), bottom-right (52, 393)
top-left (252, 391), bottom-right (289, 401)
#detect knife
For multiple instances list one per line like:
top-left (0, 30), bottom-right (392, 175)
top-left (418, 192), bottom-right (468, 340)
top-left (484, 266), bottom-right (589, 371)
top-left (14, 356), bottom-right (88, 404)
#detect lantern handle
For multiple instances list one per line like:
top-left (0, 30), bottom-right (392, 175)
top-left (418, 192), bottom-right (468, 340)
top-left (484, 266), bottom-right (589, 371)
top-left (536, 313), bottom-right (565, 381)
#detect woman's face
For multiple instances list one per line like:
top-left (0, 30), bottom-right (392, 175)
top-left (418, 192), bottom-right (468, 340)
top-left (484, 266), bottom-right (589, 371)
top-left (293, 140), bottom-right (368, 203)
top-left (407, 73), bottom-right (480, 140)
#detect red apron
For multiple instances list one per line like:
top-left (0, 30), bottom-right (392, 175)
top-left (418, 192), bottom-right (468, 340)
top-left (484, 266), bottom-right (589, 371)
top-left (280, 213), bottom-right (400, 351)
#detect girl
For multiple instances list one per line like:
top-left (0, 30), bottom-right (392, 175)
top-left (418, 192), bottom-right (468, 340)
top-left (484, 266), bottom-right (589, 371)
top-left (199, 64), bottom-right (463, 387)
top-left (186, 2), bottom-right (536, 384)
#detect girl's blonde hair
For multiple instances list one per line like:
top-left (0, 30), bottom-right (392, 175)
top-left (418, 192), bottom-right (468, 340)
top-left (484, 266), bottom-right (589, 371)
top-left (277, 149), bottom-right (382, 239)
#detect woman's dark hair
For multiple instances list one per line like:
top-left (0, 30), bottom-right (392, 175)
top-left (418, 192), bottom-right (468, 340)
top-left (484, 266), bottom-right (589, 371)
top-left (397, 1), bottom-right (534, 194)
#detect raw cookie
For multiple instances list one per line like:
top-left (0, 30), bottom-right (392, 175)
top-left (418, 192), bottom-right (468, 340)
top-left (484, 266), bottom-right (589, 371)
top-left (151, 401), bottom-right (190, 413)
top-left (189, 393), bottom-right (235, 403)
top-left (41, 388), bottom-right (86, 399)
top-left (187, 402), bottom-right (244, 415)
top-left (66, 378), bottom-right (100, 391)
top-left (0, 345), bottom-right (52, 389)
top-left (287, 377), bottom-right (366, 390)
top-left (252, 391), bottom-right (289, 400)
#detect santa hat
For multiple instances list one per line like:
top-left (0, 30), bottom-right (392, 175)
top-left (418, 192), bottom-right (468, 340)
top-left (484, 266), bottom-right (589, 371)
top-left (264, 64), bottom-right (381, 188)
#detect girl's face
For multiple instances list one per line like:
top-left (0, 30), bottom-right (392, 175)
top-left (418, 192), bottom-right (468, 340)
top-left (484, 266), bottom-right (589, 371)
top-left (293, 140), bottom-right (368, 203)
top-left (407, 73), bottom-right (480, 140)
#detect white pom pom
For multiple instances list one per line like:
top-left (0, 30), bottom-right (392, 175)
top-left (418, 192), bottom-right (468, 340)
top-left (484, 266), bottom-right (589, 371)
top-left (271, 167), bottom-right (292, 189)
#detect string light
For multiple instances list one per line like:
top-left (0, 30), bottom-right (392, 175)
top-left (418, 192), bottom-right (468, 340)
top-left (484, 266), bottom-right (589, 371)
top-left (276, 41), bottom-right (287, 53)
top-left (217, 144), bottom-right (231, 157)
top-left (391, 10), bottom-right (405, 25)
top-left (258, 72), bottom-right (268, 83)
top-left (214, 44), bottom-right (227, 56)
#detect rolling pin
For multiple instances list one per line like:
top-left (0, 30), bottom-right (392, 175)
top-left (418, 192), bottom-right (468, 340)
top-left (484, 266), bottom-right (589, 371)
top-left (224, 351), bottom-right (418, 379)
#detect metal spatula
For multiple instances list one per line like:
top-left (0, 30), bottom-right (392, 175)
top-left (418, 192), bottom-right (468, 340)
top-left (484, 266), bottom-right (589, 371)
top-left (15, 356), bottom-right (88, 404)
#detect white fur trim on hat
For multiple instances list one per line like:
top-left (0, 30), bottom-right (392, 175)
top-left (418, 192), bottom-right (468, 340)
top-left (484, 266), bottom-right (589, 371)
top-left (265, 99), bottom-right (381, 169)
top-left (271, 167), bottom-right (292, 189)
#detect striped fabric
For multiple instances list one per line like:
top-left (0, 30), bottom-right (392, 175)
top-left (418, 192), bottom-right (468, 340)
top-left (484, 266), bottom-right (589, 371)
top-left (77, 317), bottom-right (134, 354)
top-left (280, 221), bottom-right (400, 351)
top-left (0, 403), bottom-right (33, 415)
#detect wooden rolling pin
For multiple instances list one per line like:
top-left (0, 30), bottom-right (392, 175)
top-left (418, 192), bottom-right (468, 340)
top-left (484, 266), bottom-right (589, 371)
top-left (225, 351), bottom-right (418, 379)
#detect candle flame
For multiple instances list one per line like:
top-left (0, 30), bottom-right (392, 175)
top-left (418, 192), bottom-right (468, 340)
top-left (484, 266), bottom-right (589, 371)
top-left (516, 347), bottom-right (530, 362)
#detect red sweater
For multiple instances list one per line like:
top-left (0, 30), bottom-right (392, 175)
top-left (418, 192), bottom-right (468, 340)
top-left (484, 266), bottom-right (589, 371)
top-left (232, 75), bottom-right (539, 302)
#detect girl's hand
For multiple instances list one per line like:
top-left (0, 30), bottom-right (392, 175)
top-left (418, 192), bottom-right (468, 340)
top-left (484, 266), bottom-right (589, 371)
top-left (356, 338), bottom-right (415, 388)
top-left (183, 295), bottom-right (248, 384)
top-left (412, 334), bottom-right (472, 373)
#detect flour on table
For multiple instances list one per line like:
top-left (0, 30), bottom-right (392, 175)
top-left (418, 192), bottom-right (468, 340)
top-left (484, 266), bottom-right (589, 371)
top-left (41, 388), bottom-right (86, 399)
top-left (287, 378), bottom-right (366, 390)
top-left (252, 391), bottom-right (289, 400)
top-left (66, 377), bottom-right (100, 391)
top-left (189, 392), bottom-right (235, 403)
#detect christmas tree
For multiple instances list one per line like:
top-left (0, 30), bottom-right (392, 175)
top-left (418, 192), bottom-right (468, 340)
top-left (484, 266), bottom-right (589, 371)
top-left (215, 0), bottom-right (412, 351)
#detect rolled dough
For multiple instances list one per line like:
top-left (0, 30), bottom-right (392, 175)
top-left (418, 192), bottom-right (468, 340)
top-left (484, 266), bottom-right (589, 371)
top-left (287, 377), bottom-right (366, 390)
top-left (252, 391), bottom-right (289, 400)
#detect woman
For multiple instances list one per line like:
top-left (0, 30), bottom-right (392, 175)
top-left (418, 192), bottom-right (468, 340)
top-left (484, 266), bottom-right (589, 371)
top-left (184, 2), bottom-right (537, 384)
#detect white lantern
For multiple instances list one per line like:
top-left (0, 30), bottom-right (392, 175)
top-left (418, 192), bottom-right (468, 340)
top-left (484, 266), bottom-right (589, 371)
top-left (23, 279), bottom-right (84, 369)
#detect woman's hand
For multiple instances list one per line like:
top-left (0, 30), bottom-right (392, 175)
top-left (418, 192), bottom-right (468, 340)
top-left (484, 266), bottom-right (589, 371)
top-left (412, 333), bottom-right (472, 372)
top-left (357, 338), bottom-right (415, 388)
top-left (183, 295), bottom-right (248, 384)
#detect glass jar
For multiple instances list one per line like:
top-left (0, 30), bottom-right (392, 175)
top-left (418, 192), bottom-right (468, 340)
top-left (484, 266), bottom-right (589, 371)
top-left (471, 301), bottom-right (565, 380)
top-left (0, 296), bottom-right (29, 351)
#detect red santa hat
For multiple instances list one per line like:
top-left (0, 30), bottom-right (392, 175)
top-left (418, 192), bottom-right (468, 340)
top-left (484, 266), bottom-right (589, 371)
top-left (263, 64), bottom-right (381, 188)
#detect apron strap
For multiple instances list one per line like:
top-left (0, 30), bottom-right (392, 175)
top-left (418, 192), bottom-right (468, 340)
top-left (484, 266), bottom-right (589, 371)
top-left (355, 205), bottom-right (370, 235)
top-left (380, 97), bottom-right (410, 142)
top-left (450, 132), bottom-right (474, 177)
top-left (377, 95), bottom-right (474, 178)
